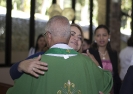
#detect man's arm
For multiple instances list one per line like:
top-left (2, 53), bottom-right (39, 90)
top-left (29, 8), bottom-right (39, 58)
top-left (10, 52), bottom-right (47, 80)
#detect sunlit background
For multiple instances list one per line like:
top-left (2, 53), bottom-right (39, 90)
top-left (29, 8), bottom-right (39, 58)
top-left (0, 0), bottom-right (132, 64)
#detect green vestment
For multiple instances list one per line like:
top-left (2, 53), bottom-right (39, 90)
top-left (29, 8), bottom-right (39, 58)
top-left (7, 45), bottom-right (113, 94)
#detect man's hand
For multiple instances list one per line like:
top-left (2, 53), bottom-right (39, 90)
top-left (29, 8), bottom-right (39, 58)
top-left (18, 55), bottom-right (48, 77)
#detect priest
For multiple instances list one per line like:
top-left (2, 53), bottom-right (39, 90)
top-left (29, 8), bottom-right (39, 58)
top-left (7, 15), bottom-right (113, 94)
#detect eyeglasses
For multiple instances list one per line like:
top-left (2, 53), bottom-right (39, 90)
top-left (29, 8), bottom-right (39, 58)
top-left (43, 31), bottom-right (51, 38)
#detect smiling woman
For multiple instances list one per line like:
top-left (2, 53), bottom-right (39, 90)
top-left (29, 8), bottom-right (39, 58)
top-left (28, 34), bottom-right (47, 57)
top-left (87, 25), bottom-right (121, 94)
top-left (69, 24), bottom-right (84, 52)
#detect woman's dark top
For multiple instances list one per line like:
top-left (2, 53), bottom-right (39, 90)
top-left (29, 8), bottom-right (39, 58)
top-left (88, 48), bottom-right (121, 94)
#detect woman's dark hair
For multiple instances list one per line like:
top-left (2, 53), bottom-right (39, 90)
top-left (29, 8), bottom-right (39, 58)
top-left (84, 38), bottom-right (92, 45)
top-left (35, 34), bottom-right (45, 53)
top-left (127, 34), bottom-right (133, 47)
top-left (91, 25), bottom-right (112, 51)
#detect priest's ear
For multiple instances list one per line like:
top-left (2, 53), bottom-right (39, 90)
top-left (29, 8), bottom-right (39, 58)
top-left (48, 32), bottom-right (51, 38)
top-left (46, 31), bottom-right (52, 40)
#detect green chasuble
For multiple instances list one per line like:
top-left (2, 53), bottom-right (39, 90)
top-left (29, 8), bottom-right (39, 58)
top-left (7, 45), bottom-right (113, 94)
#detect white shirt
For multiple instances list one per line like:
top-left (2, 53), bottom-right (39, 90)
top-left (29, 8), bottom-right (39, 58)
top-left (130, 54), bottom-right (133, 65)
top-left (28, 47), bottom-right (35, 56)
top-left (119, 46), bottom-right (133, 80)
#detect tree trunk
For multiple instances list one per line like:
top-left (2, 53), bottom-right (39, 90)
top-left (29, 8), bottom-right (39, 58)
top-left (97, 0), bottom-right (106, 25)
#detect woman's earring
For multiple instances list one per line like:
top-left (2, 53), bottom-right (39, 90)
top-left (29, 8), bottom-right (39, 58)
top-left (108, 39), bottom-right (110, 42)
top-left (94, 40), bottom-right (97, 43)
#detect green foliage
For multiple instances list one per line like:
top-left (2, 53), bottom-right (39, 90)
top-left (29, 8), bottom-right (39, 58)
top-left (0, 0), bottom-right (6, 7)
top-left (121, 0), bottom-right (132, 14)
top-left (35, 0), bottom-right (42, 13)
top-left (77, 0), bottom-right (85, 6)
top-left (12, 0), bottom-right (44, 13)
top-left (13, 0), bottom-right (22, 10)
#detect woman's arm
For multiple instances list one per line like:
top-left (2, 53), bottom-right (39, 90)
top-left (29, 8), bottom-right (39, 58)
top-left (10, 61), bottom-right (23, 80)
top-left (82, 50), bottom-right (100, 66)
top-left (10, 52), bottom-right (48, 80)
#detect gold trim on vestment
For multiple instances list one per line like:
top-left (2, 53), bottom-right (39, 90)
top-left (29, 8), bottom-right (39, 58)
top-left (66, 49), bottom-right (70, 53)
top-left (57, 80), bottom-right (81, 94)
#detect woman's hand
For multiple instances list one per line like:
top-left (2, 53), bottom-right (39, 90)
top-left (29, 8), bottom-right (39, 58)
top-left (82, 50), bottom-right (100, 66)
top-left (18, 55), bottom-right (48, 77)
top-left (99, 91), bottom-right (104, 94)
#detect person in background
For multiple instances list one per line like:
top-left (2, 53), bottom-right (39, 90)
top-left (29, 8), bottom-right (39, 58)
top-left (28, 34), bottom-right (47, 56)
top-left (119, 65), bottom-right (133, 94)
top-left (82, 38), bottom-right (91, 52)
top-left (7, 16), bottom-right (112, 94)
top-left (119, 34), bottom-right (133, 81)
top-left (85, 25), bottom-right (121, 94)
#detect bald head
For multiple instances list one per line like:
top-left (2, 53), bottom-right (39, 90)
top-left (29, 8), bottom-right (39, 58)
top-left (45, 16), bottom-right (71, 46)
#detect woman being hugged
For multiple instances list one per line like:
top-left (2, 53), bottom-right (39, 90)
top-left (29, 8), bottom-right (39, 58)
top-left (10, 24), bottom-right (84, 79)
top-left (88, 25), bottom-right (121, 94)
top-left (10, 24), bottom-right (105, 94)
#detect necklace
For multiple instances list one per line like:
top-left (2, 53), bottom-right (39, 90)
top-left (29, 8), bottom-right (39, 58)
top-left (98, 51), bottom-right (107, 60)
